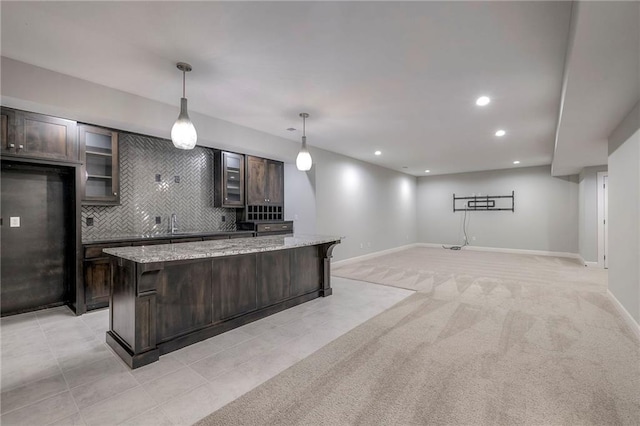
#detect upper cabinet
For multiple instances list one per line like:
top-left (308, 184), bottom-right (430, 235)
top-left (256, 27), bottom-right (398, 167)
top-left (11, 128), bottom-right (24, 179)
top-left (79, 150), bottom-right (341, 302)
top-left (79, 124), bottom-right (120, 205)
top-left (1, 107), bottom-right (78, 162)
top-left (214, 150), bottom-right (245, 208)
top-left (245, 155), bottom-right (284, 221)
top-left (246, 155), bottom-right (284, 206)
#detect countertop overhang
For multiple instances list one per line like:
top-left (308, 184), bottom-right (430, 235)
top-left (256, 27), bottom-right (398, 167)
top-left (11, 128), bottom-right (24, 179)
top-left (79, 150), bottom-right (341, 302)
top-left (103, 234), bottom-right (342, 263)
top-left (83, 230), bottom-right (255, 245)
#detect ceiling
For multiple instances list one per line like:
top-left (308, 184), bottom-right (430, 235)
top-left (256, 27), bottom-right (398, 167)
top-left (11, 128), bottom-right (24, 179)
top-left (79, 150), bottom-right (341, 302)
top-left (552, 1), bottom-right (640, 176)
top-left (0, 1), bottom-right (633, 176)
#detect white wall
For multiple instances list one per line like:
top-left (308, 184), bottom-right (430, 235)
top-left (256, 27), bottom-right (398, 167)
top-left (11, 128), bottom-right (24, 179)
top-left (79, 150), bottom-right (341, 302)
top-left (284, 164), bottom-right (316, 235)
top-left (578, 165), bottom-right (608, 263)
top-left (312, 148), bottom-right (418, 261)
top-left (1, 57), bottom-right (418, 262)
top-left (417, 165), bottom-right (579, 253)
top-left (608, 101), bottom-right (640, 325)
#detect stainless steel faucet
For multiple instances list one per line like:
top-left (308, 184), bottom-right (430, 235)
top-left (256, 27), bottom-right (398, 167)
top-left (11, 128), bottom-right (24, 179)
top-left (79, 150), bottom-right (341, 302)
top-left (170, 213), bottom-right (178, 234)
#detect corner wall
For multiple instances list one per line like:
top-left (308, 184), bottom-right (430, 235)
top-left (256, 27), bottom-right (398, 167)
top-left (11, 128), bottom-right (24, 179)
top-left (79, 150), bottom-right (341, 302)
top-left (417, 165), bottom-right (579, 253)
top-left (313, 148), bottom-right (418, 261)
top-left (608, 101), bottom-right (640, 324)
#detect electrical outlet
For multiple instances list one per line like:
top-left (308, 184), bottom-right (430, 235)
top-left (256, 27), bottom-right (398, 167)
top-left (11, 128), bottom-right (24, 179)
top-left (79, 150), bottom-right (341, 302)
top-left (86, 217), bottom-right (94, 226)
top-left (360, 243), bottom-right (364, 249)
top-left (174, 176), bottom-right (180, 183)
top-left (10, 217), bottom-right (20, 227)
top-left (472, 236), bottom-right (476, 241)
top-left (221, 215), bottom-right (226, 222)
top-left (155, 174), bottom-right (162, 182)
top-left (155, 216), bottom-right (161, 224)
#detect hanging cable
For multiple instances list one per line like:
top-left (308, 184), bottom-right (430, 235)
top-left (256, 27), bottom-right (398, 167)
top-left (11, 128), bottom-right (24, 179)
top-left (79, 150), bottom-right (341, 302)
top-left (443, 209), bottom-right (471, 251)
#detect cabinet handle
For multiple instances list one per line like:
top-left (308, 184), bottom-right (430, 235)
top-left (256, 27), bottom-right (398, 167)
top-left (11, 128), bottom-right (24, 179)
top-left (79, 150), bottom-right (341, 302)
top-left (113, 192), bottom-right (117, 196)
top-left (8, 143), bottom-right (14, 148)
top-left (282, 225), bottom-right (287, 229)
top-left (264, 198), bottom-right (268, 202)
top-left (225, 197), bottom-right (228, 201)
top-left (264, 226), bottom-right (271, 230)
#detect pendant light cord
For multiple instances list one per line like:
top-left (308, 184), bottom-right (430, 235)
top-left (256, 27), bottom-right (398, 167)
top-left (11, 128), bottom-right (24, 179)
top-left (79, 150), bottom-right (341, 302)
top-left (182, 69), bottom-right (186, 98)
top-left (302, 115), bottom-right (306, 137)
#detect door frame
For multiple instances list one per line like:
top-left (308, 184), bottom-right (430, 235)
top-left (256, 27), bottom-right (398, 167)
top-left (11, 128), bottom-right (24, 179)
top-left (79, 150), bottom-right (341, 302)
top-left (597, 171), bottom-right (608, 269)
top-left (1, 157), bottom-right (84, 314)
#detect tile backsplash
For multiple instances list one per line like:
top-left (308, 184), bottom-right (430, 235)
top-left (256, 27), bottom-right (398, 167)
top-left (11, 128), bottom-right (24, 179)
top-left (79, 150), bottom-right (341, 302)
top-left (81, 133), bottom-right (236, 242)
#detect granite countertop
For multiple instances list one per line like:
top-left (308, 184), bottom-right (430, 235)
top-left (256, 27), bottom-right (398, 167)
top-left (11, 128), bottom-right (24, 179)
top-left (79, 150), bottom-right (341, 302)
top-left (83, 230), bottom-right (255, 245)
top-left (103, 234), bottom-right (342, 263)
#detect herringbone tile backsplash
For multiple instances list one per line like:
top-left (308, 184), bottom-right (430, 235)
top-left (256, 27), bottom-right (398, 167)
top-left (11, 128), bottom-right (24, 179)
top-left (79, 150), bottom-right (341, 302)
top-left (82, 133), bottom-right (235, 242)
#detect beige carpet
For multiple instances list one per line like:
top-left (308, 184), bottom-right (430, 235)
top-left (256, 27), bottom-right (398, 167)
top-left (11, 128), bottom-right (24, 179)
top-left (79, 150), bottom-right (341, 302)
top-left (197, 247), bottom-right (640, 425)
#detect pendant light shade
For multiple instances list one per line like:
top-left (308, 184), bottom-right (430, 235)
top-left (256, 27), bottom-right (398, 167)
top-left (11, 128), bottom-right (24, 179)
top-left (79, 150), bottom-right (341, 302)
top-left (296, 113), bottom-right (312, 171)
top-left (171, 62), bottom-right (197, 150)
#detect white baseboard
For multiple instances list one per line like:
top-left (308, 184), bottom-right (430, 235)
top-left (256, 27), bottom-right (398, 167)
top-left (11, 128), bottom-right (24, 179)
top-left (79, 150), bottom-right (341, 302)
top-left (607, 289), bottom-right (640, 342)
top-left (332, 243), bottom-right (419, 268)
top-left (416, 243), bottom-right (582, 261)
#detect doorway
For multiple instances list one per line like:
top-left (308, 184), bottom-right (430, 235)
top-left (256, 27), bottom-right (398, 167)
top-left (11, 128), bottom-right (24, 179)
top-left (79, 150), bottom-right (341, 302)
top-left (1, 161), bottom-right (75, 315)
top-left (597, 171), bottom-right (608, 269)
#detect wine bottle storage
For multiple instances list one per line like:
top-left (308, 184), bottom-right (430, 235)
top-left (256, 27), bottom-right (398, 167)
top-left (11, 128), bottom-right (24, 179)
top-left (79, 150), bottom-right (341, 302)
top-left (246, 205), bottom-right (283, 221)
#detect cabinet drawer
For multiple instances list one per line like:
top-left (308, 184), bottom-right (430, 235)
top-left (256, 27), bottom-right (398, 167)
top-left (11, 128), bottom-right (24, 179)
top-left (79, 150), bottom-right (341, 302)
top-left (257, 222), bottom-right (292, 233)
top-left (84, 242), bottom-right (130, 259)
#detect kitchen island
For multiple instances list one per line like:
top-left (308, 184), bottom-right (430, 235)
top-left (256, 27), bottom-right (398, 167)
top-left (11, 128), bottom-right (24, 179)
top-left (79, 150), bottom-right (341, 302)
top-left (103, 234), bottom-right (341, 368)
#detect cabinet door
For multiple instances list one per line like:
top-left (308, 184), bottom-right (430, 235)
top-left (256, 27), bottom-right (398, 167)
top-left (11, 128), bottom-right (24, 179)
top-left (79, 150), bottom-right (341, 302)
top-left (222, 152), bottom-right (245, 207)
top-left (80, 125), bottom-right (120, 205)
top-left (0, 108), bottom-right (14, 154)
top-left (257, 250), bottom-right (290, 308)
top-left (266, 160), bottom-right (284, 205)
top-left (213, 254), bottom-right (257, 320)
top-left (246, 155), bottom-right (267, 205)
top-left (85, 258), bottom-right (111, 309)
top-left (16, 110), bottom-right (78, 161)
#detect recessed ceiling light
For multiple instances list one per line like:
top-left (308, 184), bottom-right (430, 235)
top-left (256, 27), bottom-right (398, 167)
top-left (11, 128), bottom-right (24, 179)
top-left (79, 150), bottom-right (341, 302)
top-left (476, 96), bottom-right (491, 106)
top-left (513, 160), bottom-right (520, 164)
top-left (286, 128), bottom-right (296, 131)
top-left (374, 150), bottom-right (382, 156)
top-left (495, 129), bottom-right (506, 137)
top-left (424, 170), bottom-right (430, 173)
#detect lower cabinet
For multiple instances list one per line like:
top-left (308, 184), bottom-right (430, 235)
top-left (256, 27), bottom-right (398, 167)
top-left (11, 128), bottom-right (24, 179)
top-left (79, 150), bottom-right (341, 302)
top-left (84, 258), bottom-right (112, 310)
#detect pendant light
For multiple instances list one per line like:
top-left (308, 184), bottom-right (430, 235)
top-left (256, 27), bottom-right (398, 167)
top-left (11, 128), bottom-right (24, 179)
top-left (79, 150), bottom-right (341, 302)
top-left (171, 62), bottom-right (197, 149)
top-left (296, 113), bottom-right (312, 171)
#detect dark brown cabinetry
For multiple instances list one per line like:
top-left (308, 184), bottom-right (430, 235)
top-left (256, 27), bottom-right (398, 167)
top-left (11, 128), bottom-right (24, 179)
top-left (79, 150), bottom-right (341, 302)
top-left (1, 108), bottom-right (78, 162)
top-left (213, 254), bottom-right (257, 320)
top-left (214, 151), bottom-right (244, 208)
top-left (84, 242), bottom-right (131, 310)
top-left (79, 124), bottom-right (119, 205)
top-left (246, 155), bottom-right (284, 206)
top-left (106, 240), bottom-right (340, 368)
top-left (238, 220), bottom-right (293, 236)
top-left (257, 250), bottom-right (291, 308)
top-left (82, 233), bottom-right (254, 312)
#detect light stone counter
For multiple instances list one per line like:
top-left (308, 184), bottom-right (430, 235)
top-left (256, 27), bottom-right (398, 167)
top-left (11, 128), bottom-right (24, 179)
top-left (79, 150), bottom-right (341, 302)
top-left (103, 234), bottom-right (342, 264)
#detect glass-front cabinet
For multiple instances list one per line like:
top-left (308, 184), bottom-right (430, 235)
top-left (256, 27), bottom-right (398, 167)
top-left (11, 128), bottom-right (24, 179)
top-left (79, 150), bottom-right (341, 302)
top-left (214, 150), bottom-right (245, 208)
top-left (79, 124), bottom-right (119, 205)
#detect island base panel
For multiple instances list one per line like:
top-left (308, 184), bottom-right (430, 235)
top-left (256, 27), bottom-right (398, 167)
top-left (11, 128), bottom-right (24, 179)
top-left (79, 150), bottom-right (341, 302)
top-left (106, 331), bottom-right (159, 369)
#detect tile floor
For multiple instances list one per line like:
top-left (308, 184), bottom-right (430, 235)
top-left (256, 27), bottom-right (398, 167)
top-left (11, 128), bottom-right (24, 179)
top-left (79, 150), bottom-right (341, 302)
top-left (0, 278), bottom-right (413, 426)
